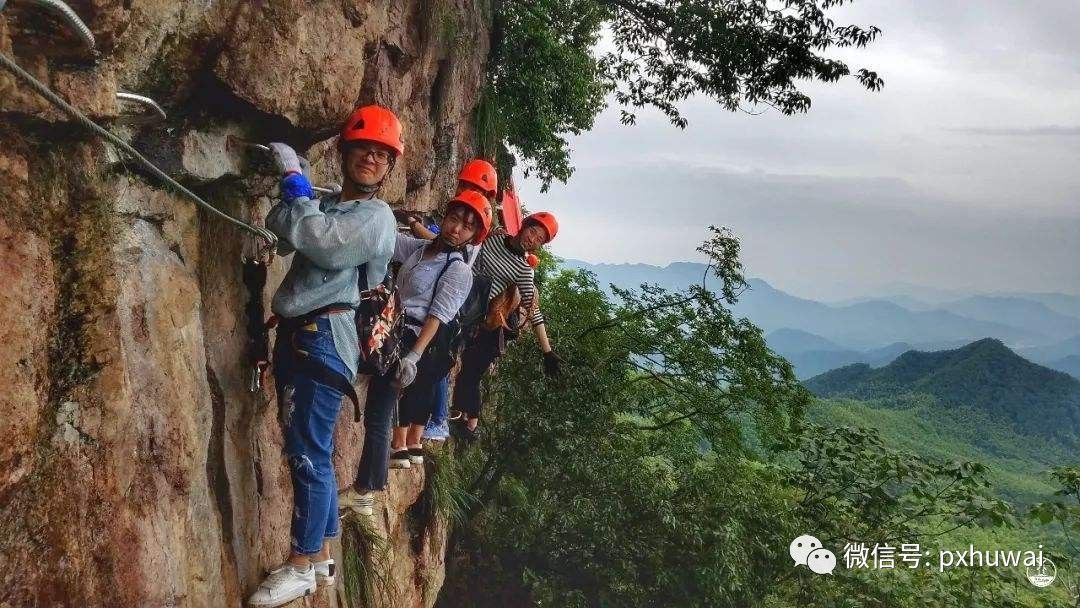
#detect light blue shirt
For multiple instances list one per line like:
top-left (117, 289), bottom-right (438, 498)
top-left (267, 193), bottom-right (396, 378)
top-left (393, 234), bottom-right (474, 334)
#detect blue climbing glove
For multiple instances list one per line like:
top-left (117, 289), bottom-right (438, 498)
top-left (281, 173), bottom-right (315, 202)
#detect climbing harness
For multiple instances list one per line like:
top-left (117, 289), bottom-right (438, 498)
top-left (262, 306), bottom-right (364, 420)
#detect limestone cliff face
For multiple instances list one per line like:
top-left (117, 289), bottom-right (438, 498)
top-left (0, 2), bottom-right (488, 606)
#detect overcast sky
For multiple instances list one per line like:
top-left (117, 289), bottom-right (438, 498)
top-left (516, 0), bottom-right (1080, 302)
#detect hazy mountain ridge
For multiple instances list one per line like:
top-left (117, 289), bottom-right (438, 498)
top-left (804, 338), bottom-right (1080, 444)
top-left (936, 295), bottom-right (1080, 339)
top-left (766, 330), bottom-right (960, 379)
top-left (562, 260), bottom-right (1080, 368)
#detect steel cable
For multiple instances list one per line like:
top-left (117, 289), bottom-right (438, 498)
top-left (0, 50), bottom-right (277, 246)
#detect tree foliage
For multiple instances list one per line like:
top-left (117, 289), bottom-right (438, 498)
top-left (484, 0), bottom-right (884, 186)
top-left (437, 229), bottom-right (1065, 607)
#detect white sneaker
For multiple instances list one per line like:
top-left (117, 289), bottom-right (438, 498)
top-left (247, 563), bottom-right (316, 607)
top-left (389, 449), bottom-right (412, 469)
top-left (313, 558), bottom-right (335, 587)
top-left (339, 488), bottom-right (375, 517)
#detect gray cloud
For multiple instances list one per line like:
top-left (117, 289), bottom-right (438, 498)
top-left (514, 0), bottom-right (1080, 301)
top-left (948, 126), bottom-right (1080, 137)
top-left (528, 162), bottom-right (1080, 298)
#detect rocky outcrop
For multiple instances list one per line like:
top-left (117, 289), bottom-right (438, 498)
top-left (0, 1), bottom-right (488, 606)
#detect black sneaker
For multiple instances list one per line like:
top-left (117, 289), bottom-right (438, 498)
top-left (407, 447), bottom-right (424, 465)
top-left (450, 420), bottom-right (480, 443)
top-left (389, 449), bottom-right (412, 469)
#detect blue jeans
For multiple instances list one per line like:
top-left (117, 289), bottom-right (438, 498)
top-left (354, 371), bottom-right (398, 491)
top-left (273, 317), bottom-right (348, 555)
top-left (431, 374), bottom-right (449, 425)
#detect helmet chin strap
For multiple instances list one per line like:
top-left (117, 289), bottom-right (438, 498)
top-left (437, 233), bottom-right (469, 251)
top-left (346, 158), bottom-right (395, 196)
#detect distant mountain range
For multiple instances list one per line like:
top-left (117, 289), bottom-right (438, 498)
top-left (764, 328), bottom-right (967, 379)
top-left (939, 296), bottom-right (1080, 340)
top-left (804, 339), bottom-right (1080, 445)
top-left (561, 259), bottom-right (1080, 378)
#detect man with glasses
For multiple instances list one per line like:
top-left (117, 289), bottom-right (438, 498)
top-left (248, 105), bottom-right (403, 607)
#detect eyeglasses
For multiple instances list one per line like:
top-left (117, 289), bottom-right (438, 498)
top-left (350, 144), bottom-right (393, 165)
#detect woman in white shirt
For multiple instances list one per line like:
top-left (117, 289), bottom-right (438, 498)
top-left (388, 189), bottom-right (493, 467)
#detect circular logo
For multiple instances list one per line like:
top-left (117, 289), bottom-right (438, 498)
top-left (1026, 558), bottom-right (1056, 588)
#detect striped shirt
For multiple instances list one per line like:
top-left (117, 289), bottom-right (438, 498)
top-left (474, 232), bottom-right (545, 326)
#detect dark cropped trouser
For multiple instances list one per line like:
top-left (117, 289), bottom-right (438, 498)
top-left (451, 327), bottom-right (502, 420)
top-left (353, 372), bottom-right (398, 491)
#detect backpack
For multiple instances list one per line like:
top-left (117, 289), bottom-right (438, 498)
top-left (450, 246), bottom-right (497, 348)
top-left (355, 262), bottom-right (403, 377)
top-left (457, 274), bottom-right (494, 332)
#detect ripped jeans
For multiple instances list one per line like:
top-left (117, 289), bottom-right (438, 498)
top-left (273, 316), bottom-right (350, 556)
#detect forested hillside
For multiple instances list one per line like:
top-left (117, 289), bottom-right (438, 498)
top-left (438, 237), bottom-right (1079, 608)
top-left (805, 338), bottom-right (1080, 445)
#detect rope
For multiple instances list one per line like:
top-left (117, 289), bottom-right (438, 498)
top-left (0, 50), bottom-right (277, 246)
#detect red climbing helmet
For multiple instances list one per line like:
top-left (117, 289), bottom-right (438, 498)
top-left (526, 253), bottom-right (540, 268)
top-left (447, 189), bottom-right (493, 245)
top-left (339, 105), bottom-right (404, 156)
top-left (458, 159), bottom-right (498, 197)
top-left (522, 211), bottom-right (558, 243)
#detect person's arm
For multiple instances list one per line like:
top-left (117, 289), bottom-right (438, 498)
top-left (393, 232), bottom-right (428, 264)
top-left (532, 321), bottom-right (553, 354)
top-left (267, 196), bottom-right (392, 270)
top-left (395, 315), bottom-right (441, 388)
top-left (517, 272), bottom-right (561, 376)
top-left (393, 209), bottom-right (438, 240)
top-left (408, 217), bottom-right (437, 240)
top-left (410, 316), bottom-right (442, 359)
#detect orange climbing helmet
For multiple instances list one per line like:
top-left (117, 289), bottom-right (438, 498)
top-left (447, 189), bottom-right (493, 245)
top-left (522, 211), bottom-right (558, 243)
top-left (458, 159), bottom-right (498, 197)
top-left (339, 105), bottom-right (404, 156)
top-left (526, 253), bottom-right (540, 268)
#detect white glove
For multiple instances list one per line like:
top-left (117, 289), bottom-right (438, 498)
top-left (269, 142), bottom-right (303, 176)
top-left (395, 351), bottom-right (421, 388)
